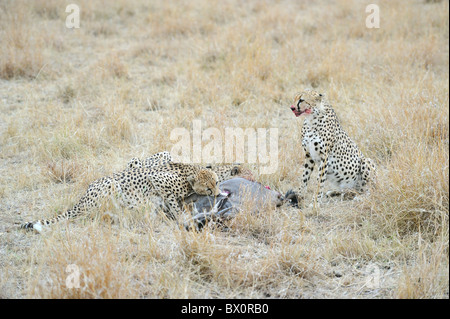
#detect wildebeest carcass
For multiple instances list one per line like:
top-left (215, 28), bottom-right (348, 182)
top-left (183, 177), bottom-right (291, 230)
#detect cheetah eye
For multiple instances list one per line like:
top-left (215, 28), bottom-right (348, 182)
top-left (297, 99), bottom-right (304, 107)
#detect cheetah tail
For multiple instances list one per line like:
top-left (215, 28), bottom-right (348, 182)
top-left (20, 209), bottom-right (78, 233)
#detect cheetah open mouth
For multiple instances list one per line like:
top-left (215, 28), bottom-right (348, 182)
top-left (290, 105), bottom-right (311, 117)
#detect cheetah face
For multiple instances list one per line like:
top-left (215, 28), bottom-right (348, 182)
top-left (290, 89), bottom-right (323, 117)
top-left (188, 169), bottom-right (220, 196)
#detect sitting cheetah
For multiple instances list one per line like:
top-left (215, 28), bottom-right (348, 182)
top-left (288, 89), bottom-right (376, 206)
top-left (20, 161), bottom-right (225, 232)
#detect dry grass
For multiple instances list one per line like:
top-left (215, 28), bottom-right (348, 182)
top-left (0, 0), bottom-right (448, 299)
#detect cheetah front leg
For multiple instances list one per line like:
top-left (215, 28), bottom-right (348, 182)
top-left (315, 158), bottom-right (329, 202)
top-left (161, 193), bottom-right (182, 220)
top-left (149, 175), bottom-right (182, 219)
top-left (288, 153), bottom-right (315, 207)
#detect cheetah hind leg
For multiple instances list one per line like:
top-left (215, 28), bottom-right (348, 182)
top-left (20, 177), bottom-right (117, 232)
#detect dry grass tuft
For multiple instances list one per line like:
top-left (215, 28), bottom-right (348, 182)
top-left (28, 224), bottom-right (138, 298)
top-left (44, 159), bottom-right (85, 184)
top-left (363, 140), bottom-right (448, 238)
top-left (97, 54), bottom-right (129, 79)
top-left (396, 241), bottom-right (449, 298)
top-left (0, 3), bottom-right (45, 79)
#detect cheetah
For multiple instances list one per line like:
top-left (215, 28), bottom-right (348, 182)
top-left (288, 89), bottom-right (376, 206)
top-left (20, 160), bottom-right (226, 232)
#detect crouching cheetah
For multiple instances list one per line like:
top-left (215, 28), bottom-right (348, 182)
top-left (21, 152), bottom-right (242, 232)
top-left (20, 162), bottom-right (229, 232)
top-left (288, 89), bottom-right (376, 206)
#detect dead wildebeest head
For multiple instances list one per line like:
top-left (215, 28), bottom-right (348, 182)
top-left (184, 177), bottom-right (288, 230)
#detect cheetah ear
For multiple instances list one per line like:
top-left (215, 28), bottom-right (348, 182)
top-left (231, 166), bottom-right (240, 176)
top-left (316, 93), bottom-right (324, 103)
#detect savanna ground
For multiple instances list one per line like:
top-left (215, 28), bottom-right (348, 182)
top-left (0, 0), bottom-right (448, 299)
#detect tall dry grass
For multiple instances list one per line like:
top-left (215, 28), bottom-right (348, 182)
top-left (0, 0), bottom-right (448, 299)
top-left (0, 2), bottom-right (44, 79)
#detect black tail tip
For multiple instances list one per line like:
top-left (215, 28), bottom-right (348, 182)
top-left (20, 222), bottom-right (34, 230)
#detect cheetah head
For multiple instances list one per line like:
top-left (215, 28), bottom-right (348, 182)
top-left (290, 89), bottom-right (324, 117)
top-left (187, 169), bottom-right (220, 196)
